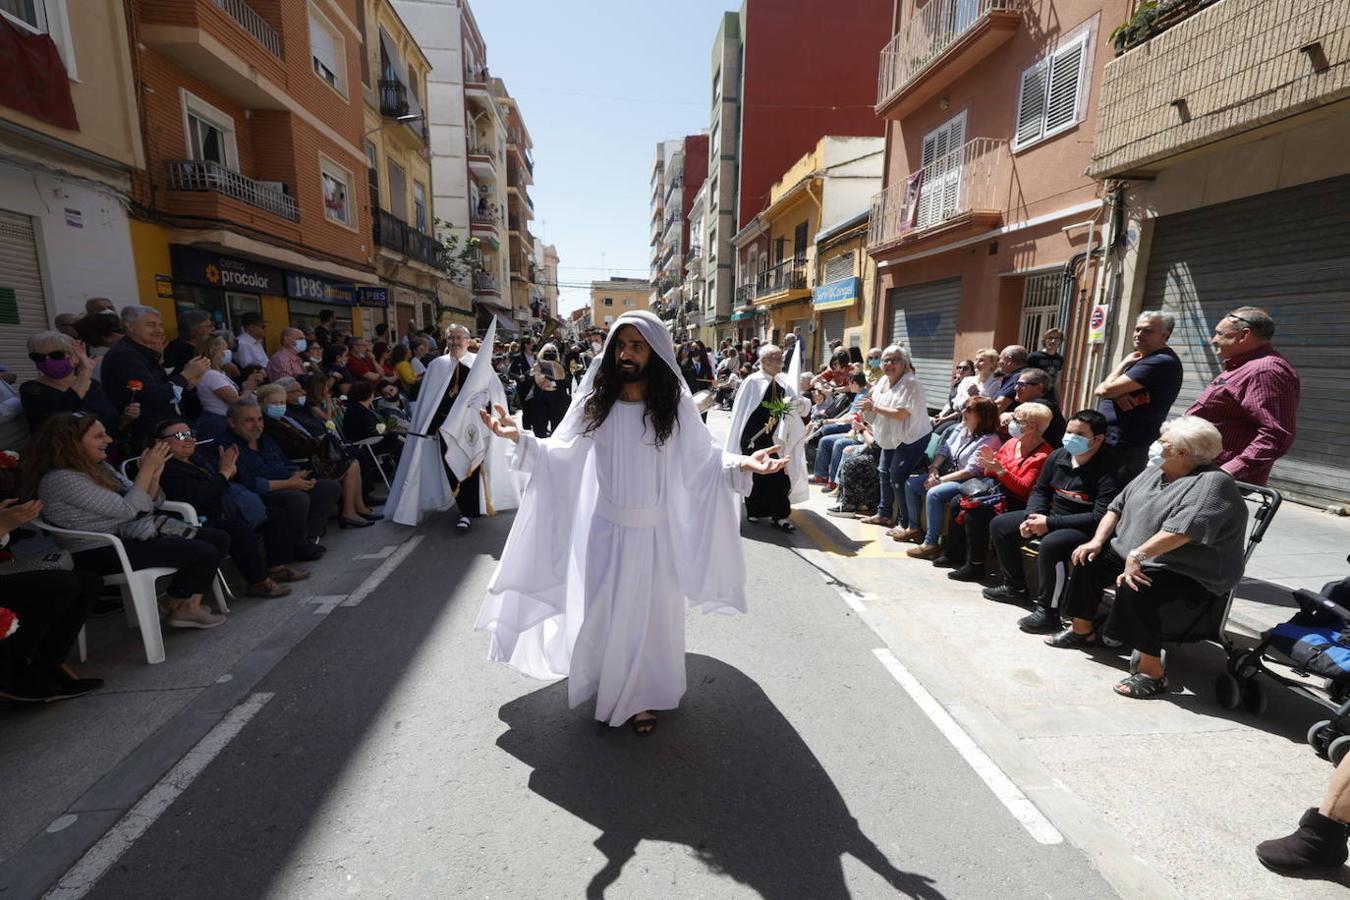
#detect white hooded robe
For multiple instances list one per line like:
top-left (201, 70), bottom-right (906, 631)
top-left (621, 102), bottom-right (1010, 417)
top-left (474, 311), bottom-right (753, 726)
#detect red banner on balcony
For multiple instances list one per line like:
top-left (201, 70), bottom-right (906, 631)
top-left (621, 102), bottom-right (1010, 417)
top-left (0, 18), bottom-right (78, 131)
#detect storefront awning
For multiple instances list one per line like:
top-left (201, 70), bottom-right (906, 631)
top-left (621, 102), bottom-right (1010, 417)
top-left (812, 276), bottom-right (860, 312)
top-left (491, 311), bottom-right (519, 336)
top-left (730, 308), bottom-right (754, 322)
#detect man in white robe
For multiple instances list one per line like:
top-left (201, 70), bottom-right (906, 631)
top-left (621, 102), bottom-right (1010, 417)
top-left (725, 343), bottom-right (810, 532)
top-left (386, 324), bottom-right (516, 529)
top-left (475, 310), bottom-right (786, 735)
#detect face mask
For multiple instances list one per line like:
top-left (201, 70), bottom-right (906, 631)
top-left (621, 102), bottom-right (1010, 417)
top-left (1008, 421), bottom-right (1025, 438)
top-left (265, 404), bottom-right (287, 419)
top-left (37, 358), bottom-right (75, 379)
top-left (1061, 433), bottom-right (1091, 457)
top-left (219, 349), bottom-right (233, 367)
top-left (293, 339), bottom-right (308, 353)
top-left (1147, 441), bottom-right (1166, 468)
top-left (867, 359), bottom-right (880, 369)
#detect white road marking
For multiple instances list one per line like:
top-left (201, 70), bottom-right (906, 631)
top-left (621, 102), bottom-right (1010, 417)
top-left (353, 545), bottom-right (399, 561)
top-left (304, 595), bottom-right (348, 616)
top-left (44, 692), bottom-right (274, 899)
top-left (342, 535), bottom-right (424, 607)
top-left (871, 647), bottom-right (1064, 846)
top-left (833, 586), bottom-right (869, 614)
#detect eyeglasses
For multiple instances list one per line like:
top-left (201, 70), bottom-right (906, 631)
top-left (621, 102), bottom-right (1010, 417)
top-left (1225, 314), bottom-right (1254, 329)
top-left (1014, 381), bottom-right (1036, 389)
top-left (160, 430), bottom-right (196, 441)
top-left (29, 350), bottom-right (69, 362)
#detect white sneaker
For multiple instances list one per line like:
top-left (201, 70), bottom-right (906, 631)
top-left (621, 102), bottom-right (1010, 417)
top-left (166, 606), bottom-right (226, 629)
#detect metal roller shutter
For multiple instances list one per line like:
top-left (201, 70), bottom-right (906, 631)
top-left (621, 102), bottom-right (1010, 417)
top-left (0, 209), bottom-right (50, 382)
top-left (888, 277), bottom-right (959, 411)
top-left (1143, 174), bottom-right (1350, 504)
top-left (818, 309), bottom-right (845, 355)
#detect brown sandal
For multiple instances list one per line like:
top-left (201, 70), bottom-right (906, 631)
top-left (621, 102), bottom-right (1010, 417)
top-left (245, 579), bottom-right (291, 599)
top-left (269, 566), bottom-right (311, 584)
top-left (631, 712), bottom-right (657, 736)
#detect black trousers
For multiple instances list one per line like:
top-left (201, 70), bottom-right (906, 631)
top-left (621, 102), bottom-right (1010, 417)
top-left (262, 482), bottom-right (340, 541)
top-left (219, 509), bottom-right (294, 584)
top-left (1063, 547), bottom-right (1220, 656)
top-left (73, 528), bottom-right (230, 600)
top-left (0, 569), bottom-right (101, 688)
top-left (989, 511), bottom-right (1094, 609)
top-left (944, 497), bottom-right (1025, 565)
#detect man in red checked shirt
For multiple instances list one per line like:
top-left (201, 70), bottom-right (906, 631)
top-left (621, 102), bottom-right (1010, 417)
top-left (1186, 306), bottom-right (1300, 486)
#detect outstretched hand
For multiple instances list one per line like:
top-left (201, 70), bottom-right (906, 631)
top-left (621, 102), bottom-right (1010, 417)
top-left (741, 445), bottom-right (789, 475)
top-left (480, 403), bottom-right (520, 444)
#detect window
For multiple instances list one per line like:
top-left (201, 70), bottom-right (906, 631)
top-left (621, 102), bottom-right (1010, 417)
top-left (181, 91), bottom-right (239, 171)
top-left (3, 0), bottom-right (76, 77)
top-left (603, 297), bottom-right (614, 307)
top-left (604, 314), bottom-right (614, 326)
top-left (918, 111), bottom-right (966, 228)
top-left (793, 222), bottom-right (808, 263)
top-left (413, 182), bottom-right (427, 232)
top-left (624, 298), bottom-right (635, 308)
top-left (824, 251), bottom-right (854, 284)
top-left (1014, 32), bottom-right (1088, 151)
top-left (308, 4), bottom-right (347, 96)
top-left (319, 156), bottom-right (354, 227)
top-left (386, 159), bottom-right (407, 220)
top-left (1, 0), bottom-right (42, 30)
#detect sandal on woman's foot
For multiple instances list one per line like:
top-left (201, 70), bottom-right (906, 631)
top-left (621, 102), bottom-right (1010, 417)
top-left (632, 713), bottom-right (657, 736)
top-left (773, 519), bottom-right (796, 533)
top-left (1114, 671), bottom-right (1168, 698)
top-left (858, 514), bottom-right (894, 527)
top-left (1044, 627), bottom-right (1097, 648)
top-left (456, 515), bottom-right (471, 532)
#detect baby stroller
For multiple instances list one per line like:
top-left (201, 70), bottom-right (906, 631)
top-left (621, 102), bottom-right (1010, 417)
top-left (1219, 553), bottom-right (1350, 764)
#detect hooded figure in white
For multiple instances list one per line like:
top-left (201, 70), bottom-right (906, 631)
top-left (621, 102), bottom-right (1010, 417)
top-left (386, 321), bottom-right (518, 527)
top-left (475, 311), bottom-right (786, 732)
top-left (725, 342), bottom-right (811, 530)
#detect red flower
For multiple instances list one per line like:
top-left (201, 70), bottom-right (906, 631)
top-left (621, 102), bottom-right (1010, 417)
top-left (126, 380), bottom-right (144, 392)
top-left (0, 451), bottom-right (18, 470)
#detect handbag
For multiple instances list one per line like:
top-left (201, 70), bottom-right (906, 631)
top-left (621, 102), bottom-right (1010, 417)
top-left (958, 476), bottom-right (1000, 498)
top-left (117, 512), bottom-right (199, 542)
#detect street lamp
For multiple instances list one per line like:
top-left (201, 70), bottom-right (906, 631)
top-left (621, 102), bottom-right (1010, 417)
top-left (364, 113), bottom-right (421, 137)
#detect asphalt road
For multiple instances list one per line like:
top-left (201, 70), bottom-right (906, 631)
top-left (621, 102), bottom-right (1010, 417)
top-left (72, 511), bottom-right (1118, 899)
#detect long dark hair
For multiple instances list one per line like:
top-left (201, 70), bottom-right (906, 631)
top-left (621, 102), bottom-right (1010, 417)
top-left (581, 338), bottom-right (682, 446)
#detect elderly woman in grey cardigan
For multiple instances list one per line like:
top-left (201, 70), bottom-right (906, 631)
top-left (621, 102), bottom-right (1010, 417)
top-left (1043, 416), bottom-right (1248, 698)
top-left (25, 413), bottom-right (230, 630)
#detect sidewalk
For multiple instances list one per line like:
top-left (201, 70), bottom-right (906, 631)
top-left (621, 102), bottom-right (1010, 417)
top-left (787, 460), bottom-right (1350, 899)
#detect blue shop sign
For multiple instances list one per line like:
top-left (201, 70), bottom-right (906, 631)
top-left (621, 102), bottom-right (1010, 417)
top-left (286, 272), bottom-right (357, 306)
top-left (813, 276), bottom-right (860, 311)
top-left (357, 287), bottom-right (389, 309)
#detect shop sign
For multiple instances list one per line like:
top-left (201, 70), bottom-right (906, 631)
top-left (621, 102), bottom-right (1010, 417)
top-left (357, 287), bottom-right (389, 309)
top-left (170, 246), bottom-right (285, 294)
top-left (154, 275), bottom-right (174, 299)
top-left (286, 272), bottom-right (357, 306)
top-left (812, 276), bottom-right (860, 311)
top-left (1088, 304), bottom-right (1109, 343)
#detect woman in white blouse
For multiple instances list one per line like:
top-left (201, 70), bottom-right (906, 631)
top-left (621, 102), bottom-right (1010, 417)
top-left (858, 345), bottom-right (931, 530)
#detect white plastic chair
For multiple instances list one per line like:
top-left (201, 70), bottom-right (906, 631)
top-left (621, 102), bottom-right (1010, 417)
top-left (348, 436), bottom-right (395, 491)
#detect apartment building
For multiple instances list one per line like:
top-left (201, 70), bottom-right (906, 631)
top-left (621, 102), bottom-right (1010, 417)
top-left (866, 0), bottom-right (1129, 406)
top-left (1085, 0), bottom-right (1349, 505)
top-left (499, 88), bottom-right (537, 331)
top-left (682, 178), bottom-right (711, 344)
top-left (540, 243), bottom-right (560, 321)
top-left (361, 0), bottom-right (466, 338)
top-left (0, 0), bottom-right (143, 376)
top-left (128, 0), bottom-right (386, 349)
top-left (731, 136), bottom-right (883, 366)
top-left (649, 135), bottom-right (708, 338)
top-left (701, 1), bottom-right (891, 347)
top-left (590, 277), bottom-right (649, 331)
top-left (648, 140), bottom-right (681, 317)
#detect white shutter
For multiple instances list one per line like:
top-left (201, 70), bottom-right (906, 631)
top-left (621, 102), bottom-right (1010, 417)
top-left (309, 9), bottom-right (342, 89)
top-left (918, 113), bottom-right (965, 228)
top-left (0, 209), bottom-right (51, 382)
top-left (824, 252), bottom-right (854, 284)
top-left (1044, 35), bottom-right (1087, 136)
top-left (1014, 61), bottom-right (1048, 148)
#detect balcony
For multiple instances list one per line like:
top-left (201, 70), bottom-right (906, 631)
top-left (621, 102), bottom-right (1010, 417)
top-left (140, 0), bottom-right (287, 106)
top-left (374, 209), bottom-right (445, 270)
top-left (474, 271), bottom-right (501, 294)
top-left (876, 0), bottom-right (1021, 120)
top-left (868, 137), bottom-right (1007, 256)
top-left (166, 159), bottom-right (298, 221)
top-left (1089, 0), bottom-right (1348, 177)
top-left (467, 142), bottom-right (497, 180)
top-left (686, 247), bottom-right (703, 278)
top-left (753, 259), bottom-right (809, 304)
top-left (470, 204), bottom-right (501, 234)
top-left (379, 79), bottom-right (409, 117)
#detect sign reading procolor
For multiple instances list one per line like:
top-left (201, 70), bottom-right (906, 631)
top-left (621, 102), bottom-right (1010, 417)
top-left (171, 246), bottom-right (285, 295)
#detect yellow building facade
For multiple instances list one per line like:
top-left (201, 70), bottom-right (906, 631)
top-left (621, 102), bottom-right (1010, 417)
top-left (589, 278), bottom-right (650, 331)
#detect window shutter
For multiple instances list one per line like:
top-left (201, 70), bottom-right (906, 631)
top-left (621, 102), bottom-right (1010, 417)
top-left (309, 11), bottom-right (340, 81)
top-left (824, 252), bottom-right (854, 284)
top-left (1044, 37), bottom-right (1086, 136)
top-left (921, 132), bottom-right (938, 167)
top-left (1014, 62), bottom-right (1048, 147)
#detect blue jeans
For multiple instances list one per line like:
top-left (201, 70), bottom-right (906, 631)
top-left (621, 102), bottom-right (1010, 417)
top-left (876, 434), bottom-right (931, 520)
top-left (813, 431), bottom-right (857, 480)
top-left (904, 477), bottom-right (963, 545)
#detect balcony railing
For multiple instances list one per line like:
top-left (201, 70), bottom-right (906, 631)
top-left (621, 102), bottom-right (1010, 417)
top-left (471, 205), bottom-right (501, 227)
top-left (755, 259), bottom-right (808, 299)
top-left (209, 0), bottom-right (281, 58)
top-left (868, 137), bottom-right (1006, 249)
top-left (166, 159), bottom-right (298, 221)
top-left (734, 284), bottom-right (754, 306)
top-left (474, 271), bottom-right (500, 293)
top-left (378, 79), bottom-right (410, 117)
top-left (877, 0), bottom-right (1016, 110)
top-left (464, 64), bottom-right (489, 85)
top-left (374, 209), bottom-right (445, 270)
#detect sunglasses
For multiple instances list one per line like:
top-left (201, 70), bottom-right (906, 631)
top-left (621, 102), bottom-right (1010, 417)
top-left (30, 350), bottom-right (69, 362)
top-left (160, 430), bottom-right (196, 441)
top-left (1014, 382), bottom-right (1036, 389)
top-left (1224, 314), bottom-right (1253, 330)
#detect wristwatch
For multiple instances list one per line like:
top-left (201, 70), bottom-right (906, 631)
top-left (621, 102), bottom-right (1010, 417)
top-left (1128, 549), bottom-right (1149, 564)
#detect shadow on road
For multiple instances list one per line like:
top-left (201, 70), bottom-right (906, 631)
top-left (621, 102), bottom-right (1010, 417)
top-left (496, 654), bottom-right (945, 899)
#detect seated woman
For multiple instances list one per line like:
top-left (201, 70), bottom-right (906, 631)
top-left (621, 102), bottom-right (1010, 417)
top-left (75, 311), bottom-right (125, 382)
top-left (152, 417), bottom-right (308, 599)
top-left (322, 344), bottom-right (354, 397)
top-left (256, 383), bottom-right (379, 527)
top-left (826, 422), bottom-right (881, 518)
top-left (26, 413), bottom-right (229, 629)
top-left (291, 373), bottom-right (343, 436)
top-left (1046, 415), bottom-right (1248, 699)
top-left (391, 344), bottom-right (420, 399)
top-left (194, 336), bottom-right (243, 442)
top-left (940, 401), bottom-right (1056, 579)
top-left (930, 358), bottom-right (976, 431)
top-left (0, 497), bottom-right (104, 702)
top-left (811, 372), bottom-right (871, 489)
top-left (341, 382), bottom-right (403, 463)
top-left (20, 331), bottom-right (132, 442)
top-left (811, 349), bottom-right (852, 394)
top-left (898, 397), bottom-right (1002, 555)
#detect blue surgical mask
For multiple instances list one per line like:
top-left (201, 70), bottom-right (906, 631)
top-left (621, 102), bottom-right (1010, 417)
top-left (293, 339), bottom-right (308, 353)
top-left (220, 349), bottom-right (233, 367)
top-left (867, 358), bottom-right (880, 369)
top-left (1146, 441), bottom-right (1166, 468)
top-left (265, 404), bottom-right (287, 420)
top-left (1008, 421), bottom-right (1024, 438)
top-left (1061, 433), bottom-right (1091, 457)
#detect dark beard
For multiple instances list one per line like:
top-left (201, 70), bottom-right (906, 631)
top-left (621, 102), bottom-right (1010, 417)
top-left (617, 362), bottom-right (644, 384)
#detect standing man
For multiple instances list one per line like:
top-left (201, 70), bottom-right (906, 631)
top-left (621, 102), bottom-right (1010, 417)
top-left (235, 313), bottom-right (269, 370)
top-left (84, 297), bottom-right (116, 317)
top-left (476, 310), bottom-right (786, 734)
top-left (781, 332), bottom-right (798, 371)
top-left (994, 345), bottom-right (1029, 413)
top-left (508, 338), bottom-right (536, 431)
top-left (726, 344), bottom-right (810, 532)
top-left (163, 310), bottom-right (214, 376)
top-left (1028, 328), bottom-right (1065, 398)
top-left (101, 306), bottom-right (209, 448)
top-left (266, 328), bottom-right (308, 382)
top-left (1186, 306), bottom-right (1299, 485)
top-left (1095, 310), bottom-right (1184, 480)
top-left (314, 309), bottom-right (336, 348)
